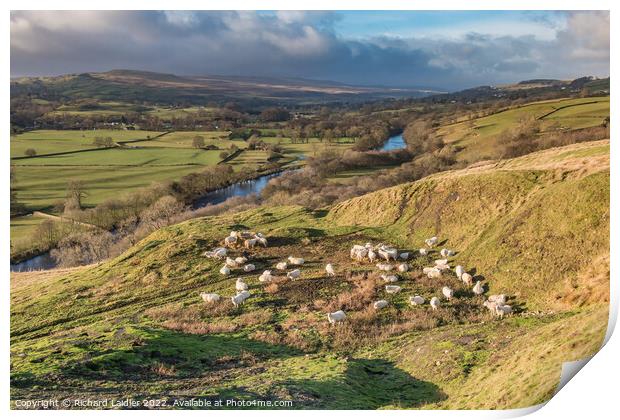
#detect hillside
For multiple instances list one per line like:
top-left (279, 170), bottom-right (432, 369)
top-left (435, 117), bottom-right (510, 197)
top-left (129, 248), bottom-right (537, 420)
top-left (11, 70), bottom-right (435, 106)
top-left (10, 140), bottom-right (610, 409)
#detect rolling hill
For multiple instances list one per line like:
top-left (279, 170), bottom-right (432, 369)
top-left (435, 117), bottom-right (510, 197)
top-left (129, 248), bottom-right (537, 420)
top-left (10, 139), bottom-right (609, 409)
top-left (11, 70), bottom-right (439, 106)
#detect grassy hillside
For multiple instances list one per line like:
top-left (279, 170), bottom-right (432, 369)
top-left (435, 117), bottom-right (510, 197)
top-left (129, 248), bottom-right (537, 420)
top-left (437, 96), bottom-right (609, 161)
top-left (10, 140), bottom-right (609, 409)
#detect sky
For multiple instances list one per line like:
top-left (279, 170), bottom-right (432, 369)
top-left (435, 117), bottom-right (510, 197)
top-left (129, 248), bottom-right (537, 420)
top-left (10, 10), bottom-right (610, 90)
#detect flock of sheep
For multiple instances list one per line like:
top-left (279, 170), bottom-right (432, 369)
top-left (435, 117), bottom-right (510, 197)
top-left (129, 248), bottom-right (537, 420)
top-left (200, 230), bottom-right (513, 325)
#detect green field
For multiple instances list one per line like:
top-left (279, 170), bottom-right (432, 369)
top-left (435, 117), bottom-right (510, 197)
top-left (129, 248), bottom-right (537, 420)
top-left (10, 140), bottom-right (609, 409)
top-left (133, 131), bottom-right (242, 149)
top-left (10, 129), bottom-right (163, 157)
top-left (45, 102), bottom-right (217, 119)
top-left (437, 96), bottom-right (610, 161)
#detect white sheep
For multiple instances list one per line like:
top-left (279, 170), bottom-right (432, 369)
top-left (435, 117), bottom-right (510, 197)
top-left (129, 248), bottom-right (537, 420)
top-left (235, 278), bottom-right (248, 292)
top-left (483, 300), bottom-right (498, 312)
top-left (378, 246), bottom-right (398, 262)
top-left (373, 300), bottom-right (389, 310)
top-left (399, 252), bottom-right (410, 260)
top-left (229, 230), bottom-right (239, 238)
top-left (200, 292), bottom-right (220, 304)
top-left (204, 247), bottom-right (227, 259)
top-left (385, 285), bottom-right (402, 294)
top-left (488, 294), bottom-right (507, 305)
top-left (235, 256), bottom-right (248, 265)
top-left (231, 290), bottom-right (250, 308)
top-left (425, 268), bottom-right (441, 278)
top-left (461, 272), bottom-right (473, 286)
top-left (435, 263), bottom-right (450, 271)
top-left (430, 297), bottom-right (440, 310)
top-left (397, 263), bottom-right (409, 273)
top-left (259, 270), bottom-right (273, 283)
top-left (495, 305), bottom-right (513, 318)
top-left (380, 274), bottom-right (399, 283)
top-left (226, 257), bottom-right (238, 267)
top-left (287, 269), bottom-right (301, 280)
top-left (434, 258), bottom-right (448, 266)
top-left (256, 237), bottom-right (268, 247)
top-left (473, 280), bottom-right (484, 295)
top-left (219, 265), bottom-right (231, 276)
top-left (455, 265), bottom-right (464, 279)
top-left (327, 310), bottom-right (346, 324)
top-left (442, 286), bottom-right (454, 300)
top-left (288, 256), bottom-right (305, 265)
top-left (350, 245), bottom-right (366, 260)
top-left (224, 236), bottom-right (237, 246)
top-left (244, 238), bottom-right (257, 249)
top-left (275, 262), bottom-right (288, 270)
top-left (325, 264), bottom-right (336, 277)
top-left (243, 264), bottom-right (256, 272)
top-left (409, 295), bottom-right (425, 306)
top-left (419, 248), bottom-right (428, 256)
top-left (368, 249), bottom-right (377, 262)
top-left (376, 263), bottom-right (393, 271)
top-left (425, 237), bottom-right (438, 247)
top-left (440, 248), bottom-right (455, 258)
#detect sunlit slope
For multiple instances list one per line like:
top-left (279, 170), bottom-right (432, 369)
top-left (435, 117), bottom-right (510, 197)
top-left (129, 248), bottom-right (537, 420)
top-left (11, 140), bottom-right (609, 409)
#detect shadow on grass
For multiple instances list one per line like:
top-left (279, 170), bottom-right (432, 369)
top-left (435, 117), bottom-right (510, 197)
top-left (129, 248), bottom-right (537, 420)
top-left (275, 358), bottom-right (446, 409)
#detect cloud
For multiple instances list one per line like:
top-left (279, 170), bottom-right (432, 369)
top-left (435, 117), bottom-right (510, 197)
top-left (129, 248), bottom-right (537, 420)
top-left (10, 10), bottom-right (609, 90)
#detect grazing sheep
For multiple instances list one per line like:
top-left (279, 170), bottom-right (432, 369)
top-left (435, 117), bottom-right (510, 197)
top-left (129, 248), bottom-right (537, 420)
top-left (419, 248), bottom-right (428, 256)
top-left (430, 297), bottom-right (440, 310)
top-left (368, 249), bottom-right (377, 262)
top-left (235, 256), bottom-right (248, 265)
top-left (224, 236), bottom-right (237, 246)
top-left (275, 262), bottom-right (288, 270)
top-left (204, 247), bottom-right (228, 259)
top-left (435, 263), bottom-right (450, 271)
top-left (410, 295), bottom-right (425, 306)
top-left (488, 294), bottom-right (507, 305)
top-left (219, 265), bottom-right (231, 276)
top-left (425, 237), bottom-right (438, 247)
top-left (461, 272), bottom-right (473, 286)
top-left (243, 264), bottom-right (256, 272)
top-left (399, 252), bottom-right (410, 260)
top-left (259, 270), bottom-right (273, 283)
top-left (373, 300), bottom-right (389, 310)
top-left (397, 263), bottom-right (409, 273)
top-left (256, 237), bottom-right (268, 247)
top-left (325, 264), bottom-right (336, 277)
top-left (473, 281), bottom-right (484, 295)
top-left (378, 246), bottom-right (398, 262)
top-left (376, 263), bottom-right (393, 271)
top-left (235, 278), bottom-right (248, 292)
top-left (231, 290), bottom-right (251, 308)
top-left (385, 285), bottom-right (402, 294)
top-left (200, 292), bottom-right (220, 304)
top-left (226, 257), bottom-right (238, 267)
top-left (287, 269), bottom-right (301, 280)
top-left (440, 248), bottom-right (456, 258)
top-left (327, 310), bottom-right (346, 324)
top-left (380, 274), bottom-right (399, 283)
top-left (442, 286), bottom-right (454, 300)
top-left (244, 238), bottom-right (257, 249)
top-left (350, 245), bottom-right (366, 260)
top-left (495, 304), bottom-right (513, 318)
top-left (455, 265), bottom-right (464, 279)
top-left (424, 267), bottom-right (441, 278)
top-left (288, 256), bottom-right (305, 265)
top-left (483, 300), bottom-right (498, 313)
top-left (434, 258), bottom-right (448, 266)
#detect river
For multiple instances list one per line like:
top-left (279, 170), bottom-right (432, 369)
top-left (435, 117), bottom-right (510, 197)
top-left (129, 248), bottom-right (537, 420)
top-left (10, 133), bottom-right (406, 272)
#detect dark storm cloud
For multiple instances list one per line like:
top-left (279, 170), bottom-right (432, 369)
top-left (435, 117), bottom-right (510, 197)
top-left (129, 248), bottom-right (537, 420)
top-left (10, 10), bottom-right (609, 90)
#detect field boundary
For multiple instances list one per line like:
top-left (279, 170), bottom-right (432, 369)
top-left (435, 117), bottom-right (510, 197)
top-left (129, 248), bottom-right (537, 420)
top-left (10, 131), bottom-right (171, 161)
top-left (537, 100), bottom-right (604, 120)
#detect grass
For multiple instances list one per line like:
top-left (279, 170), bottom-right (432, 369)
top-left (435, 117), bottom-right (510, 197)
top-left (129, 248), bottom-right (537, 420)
top-left (437, 96), bottom-right (609, 162)
top-left (10, 140), bottom-right (609, 409)
top-left (10, 129), bottom-right (163, 157)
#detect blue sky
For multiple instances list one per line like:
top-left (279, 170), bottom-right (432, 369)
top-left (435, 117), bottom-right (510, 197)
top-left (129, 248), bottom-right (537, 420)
top-left (10, 10), bottom-right (609, 90)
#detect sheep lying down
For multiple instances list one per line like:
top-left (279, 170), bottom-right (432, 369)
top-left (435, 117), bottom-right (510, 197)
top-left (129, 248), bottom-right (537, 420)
top-left (200, 292), bottom-right (220, 304)
top-left (373, 300), bottom-right (389, 310)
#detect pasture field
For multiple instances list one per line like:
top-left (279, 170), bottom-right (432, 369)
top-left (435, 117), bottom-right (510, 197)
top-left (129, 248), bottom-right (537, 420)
top-left (437, 96), bottom-right (609, 161)
top-left (261, 136), bottom-right (356, 158)
top-left (10, 129), bottom-right (162, 157)
top-left (44, 102), bottom-right (217, 119)
top-left (133, 131), bottom-right (243, 149)
top-left (10, 140), bottom-right (609, 409)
